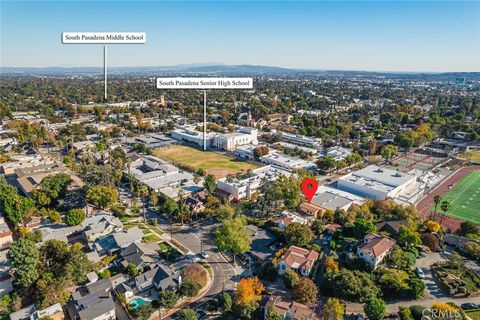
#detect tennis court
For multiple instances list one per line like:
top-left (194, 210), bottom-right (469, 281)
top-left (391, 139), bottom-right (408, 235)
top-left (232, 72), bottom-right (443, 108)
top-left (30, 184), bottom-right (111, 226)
top-left (393, 152), bottom-right (444, 172)
top-left (438, 170), bottom-right (480, 223)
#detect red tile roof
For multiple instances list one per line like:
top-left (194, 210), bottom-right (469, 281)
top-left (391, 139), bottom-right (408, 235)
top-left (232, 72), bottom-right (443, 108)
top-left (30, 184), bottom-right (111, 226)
top-left (358, 233), bottom-right (395, 258)
top-left (279, 245), bottom-right (319, 271)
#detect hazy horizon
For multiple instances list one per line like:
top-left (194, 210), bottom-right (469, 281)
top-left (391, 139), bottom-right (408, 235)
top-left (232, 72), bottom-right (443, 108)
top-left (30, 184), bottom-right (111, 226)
top-left (2, 63), bottom-right (480, 74)
top-left (2, 1), bottom-right (479, 72)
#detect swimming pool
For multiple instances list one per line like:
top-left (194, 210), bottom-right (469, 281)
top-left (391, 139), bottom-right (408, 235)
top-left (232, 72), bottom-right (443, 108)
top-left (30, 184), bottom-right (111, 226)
top-left (130, 297), bottom-right (150, 309)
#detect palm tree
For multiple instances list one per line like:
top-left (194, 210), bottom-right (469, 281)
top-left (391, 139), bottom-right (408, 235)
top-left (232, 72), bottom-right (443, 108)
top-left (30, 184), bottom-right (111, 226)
top-left (440, 200), bottom-right (450, 225)
top-left (432, 195), bottom-right (442, 219)
top-left (440, 200), bottom-right (450, 215)
top-left (137, 184), bottom-right (149, 223)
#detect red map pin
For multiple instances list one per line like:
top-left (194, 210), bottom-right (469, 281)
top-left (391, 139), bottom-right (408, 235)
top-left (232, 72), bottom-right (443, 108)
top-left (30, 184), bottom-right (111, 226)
top-left (301, 178), bottom-right (318, 203)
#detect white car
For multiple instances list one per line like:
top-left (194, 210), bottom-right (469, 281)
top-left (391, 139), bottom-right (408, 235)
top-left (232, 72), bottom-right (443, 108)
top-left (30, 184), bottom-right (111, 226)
top-left (187, 254), bottom-right (201, 262)
top-left (416, 267), bottom-right (425, 279)
top-left (200, 252), bottom-right (209, 259)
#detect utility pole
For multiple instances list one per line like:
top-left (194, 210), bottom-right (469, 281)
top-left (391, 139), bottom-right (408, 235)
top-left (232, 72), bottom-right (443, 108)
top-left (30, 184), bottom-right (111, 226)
top-left (203, 90), bottom-right (207, 151)
top-left (104, 46), bottom-right (108, 101)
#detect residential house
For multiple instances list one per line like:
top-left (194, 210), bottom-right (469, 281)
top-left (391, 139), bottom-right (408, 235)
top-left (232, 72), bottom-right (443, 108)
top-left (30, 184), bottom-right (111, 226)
top-left (274, 211), bottom-right (312, 231)
top-left (92, 227), bottom-right (143, 255)
top-left (0, 216), bottom-right (13, 250)
top-left (0, 250), bottom-right (13, 298)
top-left (10, 303), bottom-right (64, 320)
top-left (357, 233), bottom-right (396, 270)
top-left (324, 223), bottom-right (342, 236)
top-left (184, 196), bottom-right (206, 214)
top-left (134, 264), bottom-right (178, 292)
top-left (67, 274), bottom-right (126, 320)
top-left (375, 220), bottom-right (408, 237)
top-left (299, 202), bottom-right (325, 219)
top-left (278, 246), bottom-right (319, 276)
top-left (120, 242), bottom-right (159, 271)
top-left (263, 295), bottom-right (320, 320)
top-left (83, 215), bottom-right (123, 242)
top-left (247, 225), bottom-right (277, 263)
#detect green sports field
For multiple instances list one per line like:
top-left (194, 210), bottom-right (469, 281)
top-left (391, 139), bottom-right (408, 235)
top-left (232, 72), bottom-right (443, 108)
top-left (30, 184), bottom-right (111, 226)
top-left (439, 170), bottom-right (480, 223)
top-left (154, 145), bottom-right (259, 177)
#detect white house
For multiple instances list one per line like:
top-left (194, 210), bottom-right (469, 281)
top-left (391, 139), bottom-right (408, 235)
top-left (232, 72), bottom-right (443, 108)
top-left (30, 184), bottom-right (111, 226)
top-left (357, 233), bottom-right (396, 270)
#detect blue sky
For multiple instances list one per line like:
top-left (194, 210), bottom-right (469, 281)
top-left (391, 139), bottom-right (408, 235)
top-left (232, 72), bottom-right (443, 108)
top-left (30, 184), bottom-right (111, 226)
top-left (1, 1), bottom-right (479, 72)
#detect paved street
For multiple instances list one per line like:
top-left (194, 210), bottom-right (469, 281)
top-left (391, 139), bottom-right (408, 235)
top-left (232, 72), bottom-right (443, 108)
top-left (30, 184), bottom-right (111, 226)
top-left (144, 211), bottom-right (238, 318)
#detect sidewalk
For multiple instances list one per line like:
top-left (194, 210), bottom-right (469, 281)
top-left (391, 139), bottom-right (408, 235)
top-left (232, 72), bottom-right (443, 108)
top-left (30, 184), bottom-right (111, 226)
top-left (345, 296), bottom-right (480, 314)
top-left (155, 264), bottom-right (214, 320)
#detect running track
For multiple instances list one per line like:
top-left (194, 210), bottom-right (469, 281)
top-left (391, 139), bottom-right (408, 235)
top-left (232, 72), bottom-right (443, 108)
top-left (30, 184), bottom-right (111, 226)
top-left (416, 165), bottom-right (480, 232)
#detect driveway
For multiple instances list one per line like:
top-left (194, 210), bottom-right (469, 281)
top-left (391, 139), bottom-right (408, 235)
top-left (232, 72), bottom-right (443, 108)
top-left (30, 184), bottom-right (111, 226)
top-left (415, 251), bottom-right (452, 298)
top-left (412, 248), bottom-right (480, 302)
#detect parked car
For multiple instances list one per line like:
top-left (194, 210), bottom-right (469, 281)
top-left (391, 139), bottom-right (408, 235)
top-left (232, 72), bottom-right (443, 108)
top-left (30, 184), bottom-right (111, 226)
top-left (461, 303), bottom-right (479, 310)
top-left (416, 267), bottom-right (425, 279)
top-left (187, 254), bottom-right (201, 263)
top-left (420, 252), bottom-right (427, 258)
top-left (200, 251), bottom-right (209, 259)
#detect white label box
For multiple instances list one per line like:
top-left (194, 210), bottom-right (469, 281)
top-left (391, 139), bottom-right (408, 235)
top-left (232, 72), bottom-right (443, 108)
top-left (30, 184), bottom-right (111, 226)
top-left (156, 77), bottom-right (253, 89)
top-left (62, 32), bottom-right (146, 44)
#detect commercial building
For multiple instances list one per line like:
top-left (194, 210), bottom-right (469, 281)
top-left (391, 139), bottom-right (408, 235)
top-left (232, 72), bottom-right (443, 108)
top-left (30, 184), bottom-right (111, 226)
top-left (234, 144), bottom-right (258, 160)
top-left (13, 162), bottom-right (84, 195)
top-left (125, 133), bottom-right (177, 149)
top-left (272, 130), bottom-right (320, 148)
top-left (216, 165), bottom-right (292, 200)
top-left (171, 126), bottom-right (258, 151)
top-left (127, 154), bottom-right (197, 199)
top-left (325, 146), bottom-right (352, 161)
top-left (273, 142), bottom-right (318, 155)
top-left (212, 127), bottom-right (258, 151)
top-left (336, 165), bottom-right (416, 201)
top-left (171, 127), bottom-right (210, 148)
top-left (260, 152), bottom-right (316, 171)
top-left (311, 185), bottom-right (365, 212)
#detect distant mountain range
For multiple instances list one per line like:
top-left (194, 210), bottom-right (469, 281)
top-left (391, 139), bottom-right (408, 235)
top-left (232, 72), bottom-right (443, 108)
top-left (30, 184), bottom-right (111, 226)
top-left (1, 64), bottom-right (301, 75)
top-left (1, 64), bottom-right (479, 79)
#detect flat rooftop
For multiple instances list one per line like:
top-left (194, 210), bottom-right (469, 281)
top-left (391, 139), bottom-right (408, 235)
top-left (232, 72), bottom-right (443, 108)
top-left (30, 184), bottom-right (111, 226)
top-left (343, 165), bottom-right (415, 188)
top-left (219, 165), bottom-right (292, 188)
top-left (312, 185), bottom-right (364, 210)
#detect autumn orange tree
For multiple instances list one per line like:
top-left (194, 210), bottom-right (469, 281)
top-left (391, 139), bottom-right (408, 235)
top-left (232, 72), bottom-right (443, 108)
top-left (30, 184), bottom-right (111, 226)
top-left (325, 257), bottom-right (339, 273)
top-left (234, 277), bottom-right (265, 307)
